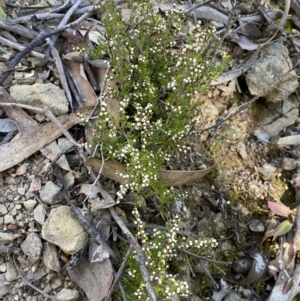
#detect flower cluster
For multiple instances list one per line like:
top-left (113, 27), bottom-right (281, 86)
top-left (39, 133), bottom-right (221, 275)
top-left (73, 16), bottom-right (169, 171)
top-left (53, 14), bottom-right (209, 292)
top-left (89, 0), bottom-right (229, 206)
top-left (123, 208), bottom-right (218, 300)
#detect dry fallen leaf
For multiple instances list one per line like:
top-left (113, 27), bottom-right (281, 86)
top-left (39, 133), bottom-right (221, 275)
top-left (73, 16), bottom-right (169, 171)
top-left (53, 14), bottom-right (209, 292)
top-left (0, 107), bottom-right (93, 172)
top-left (15, 163), bottom-right (27, 176)
top-left (85, 157), bottom-right (217, 187)
top-left (67, 257), bottom-right (113, 301)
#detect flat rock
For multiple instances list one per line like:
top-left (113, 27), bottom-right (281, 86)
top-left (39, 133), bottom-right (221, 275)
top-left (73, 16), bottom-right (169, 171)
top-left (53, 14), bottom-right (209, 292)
top-left (39, 181), bottom-right (62, 204)
top-left (33, 204), bottom-right (46, 225)
top-left (0, 205), bottom-right (7, 215)
top-left (5, 262), bottom-right (18, 282)
top-left (56, 288), bottom-right (79, 301)
top-left (42, 206), bottom-right (87, 255)
top-left (246, 42), bottom-right (298, 102)
top-left (42, 242), bottom-right (61, 272)
top-left (0, 232), bottom-right (21, 244)
top-left (10, 83), bottom-right (68, 116)
top-left (23, 199), bottom-right (37, 211)
top-left (257, 98), bottom-right (298, 137)
top-left (20, 233), bottom-right (43, 261)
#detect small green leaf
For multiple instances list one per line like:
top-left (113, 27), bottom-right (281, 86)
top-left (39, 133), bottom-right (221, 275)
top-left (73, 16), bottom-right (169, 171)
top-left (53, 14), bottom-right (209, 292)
top-left (273, 220), bottom-right (292, 239)
top-left (0, 7), bottom-right (6, 20)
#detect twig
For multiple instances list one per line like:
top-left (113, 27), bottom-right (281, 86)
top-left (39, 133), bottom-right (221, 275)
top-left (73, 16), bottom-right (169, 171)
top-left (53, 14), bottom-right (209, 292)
top-left (106, 245), bottom-right (133, 301)
top-left (0, 37), bottom-right (44, 59)
top-left (45, 0), bottom-right (84, 59)
top-left (0, 102), bottom-right (81, 147)
top-left (54, 165), bottom-right (117, 259)
top-left (109, 207), bottom-right (157, 301)
top-left (0, 20), bottom-right (38, 39)
top-left (0, 6), bottom-right (94, 85)
top-left (177, 248), bottom-right (231, 265)
top-left (12, 255), bottom-right (59, 301)
top-left (51, 47), bottom-right (73, 107)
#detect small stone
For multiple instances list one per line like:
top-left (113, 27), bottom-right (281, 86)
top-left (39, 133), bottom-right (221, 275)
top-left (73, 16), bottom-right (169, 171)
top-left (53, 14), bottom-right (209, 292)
top-left (249, 219), bottom-right (265, 232)
top-left (4, 215), bottom-right (16, 225)
top-left (10, 83), bottom-right (69, 116)
top-left (23, 199), bottom-right (37, 211)
top-left (17, 186), bottom-right (26, 195)
top-left (42, 206), bottom-right (87, 255)
top-left (58, 138), bottom-right (74, 152)
top-left (224, 291), bottom-right (241, 301)
top-left (50, 276), bottom-right (62, 290)
top-left (236, 141), bottom-right (247, 159)
top-left (0, 204), bottom-right (8, 215)
top-left (232, 257), bottom-right (253, 274)
top-left (20, 233), bottom-right (42, 261)
top-left (64, 172), bottom-right (74, 190)
top-left (39, 181), bottom-right (62, 204)
top-left (0, 262), bottom-right (7, 272)
top-left (33, 204), bottom-right (46, 225)
top-left (5, 262), bottom-right (18, 281)
top-left (42, 242), bottom-right (61, 272)
top-left (0, 232), bottom-right (21, 243)
top-left (56, 289), bottom-right (79, 301)
top-left (258, 163), bottom-right (277, 180)
top-left (5, 176), bottom-right (16, 185)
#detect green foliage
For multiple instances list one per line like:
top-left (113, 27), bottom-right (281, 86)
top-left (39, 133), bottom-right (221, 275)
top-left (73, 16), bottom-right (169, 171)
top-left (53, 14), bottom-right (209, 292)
top-left (122, 208), bottom-right (218, 300)
top-left (88, 0), bottom-right (229, 205)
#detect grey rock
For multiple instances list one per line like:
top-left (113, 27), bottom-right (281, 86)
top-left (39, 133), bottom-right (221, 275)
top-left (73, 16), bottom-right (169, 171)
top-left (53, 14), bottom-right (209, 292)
top-left (17, 186), bottom-right (26, 195)
top-left (64, 172), bottom-right (74, 190)
top-left (4, 215), bottom-right (15, 225)
top-left (33, 204), bottom-right (46, 225)
top-left (50, 276), bottom-right (62, 290)
top-left (0, 204), bottom-right (7, 215)
top-left (0, 263), bottom-right (6, 272)
top-left (0, 273), bottom-right (16, 298)
top-left (39, 181), bottom-right (62, 204)
top-left (258, 163), bottom-right (277, 180)
top-left (246, 42), bottom-right (298, 101)
top-left (5, 262), bottom-right (18, 282)
top-left (23, 199), bottom-right (37, 211)
top-left (0, 232), bottom-right (21, 243)
top-left (249, 219), bottom-right (265, 232)
top-left (10, 83), bottom-right (68, 116)
top-left (58, 138), bottom-right (74, 152)
top-left (42, 206), bottom-right (87, 255)
top-left (232, 257), bottom-right (253, 274)
top-left (236, 141), bottom-right (247, 159)
top-left (258, 98), bottom-right (298, 137)
top-left (224, 291), bottom-right (241, 301)
top-left (42, 242), bottom-right (60, 272)
top-left (5, 176), bottom-right (16, 185)
top-left (20, 233), bottom-right (43, 261)
top-left (56, 288), bottom-right (79, 301)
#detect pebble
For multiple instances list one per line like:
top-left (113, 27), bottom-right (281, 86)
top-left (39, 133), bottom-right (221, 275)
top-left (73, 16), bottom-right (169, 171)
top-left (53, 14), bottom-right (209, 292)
top-left (56, 289), bottom-right (79, 301)
top-left (5, 176), bottom-right (16, 185)
top-left (0, 204), bottom-right (8, 215)
top-left (0, 262), bottom-right (6, 272)
top-left (4, 215), bottom-right (16, 225)
top-left (42, 242), bottom-right (61, 272)
top-left (0, 232), bottom-right (21, 243)
top-left (39, 181), bottom-right (61, 204)
top-left (20, 233), bottom-right (43, 261)
top-left (50, 276), bottom-right (62, 289)
top-left (5, 262), bottom-right (18, 282)
top-left (23, 199), bottom-right (37, 211)
top-left (17, 187), bottom-right (25, 195)
top-left (33, 204), bottom-right (46, 225)
top-left (42, 206), bottom-right (87, 255)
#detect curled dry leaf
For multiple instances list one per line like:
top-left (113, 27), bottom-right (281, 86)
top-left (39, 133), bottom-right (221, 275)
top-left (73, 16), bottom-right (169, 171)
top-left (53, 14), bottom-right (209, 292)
top-left (67, 257), bottom-right (113, 301)
top-left (85, 157), bottom-right (217, 187)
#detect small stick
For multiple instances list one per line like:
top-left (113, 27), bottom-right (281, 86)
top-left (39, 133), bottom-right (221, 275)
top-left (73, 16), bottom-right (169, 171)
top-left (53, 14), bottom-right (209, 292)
top-left (0, 20), bottom-right (38, 39)
top-left (0, 102), bottom-right (81, 147)
top-left (13, 255), bottom-right (59, 301)
top-left (109, 207), bottom-right (157, 301)
top-left (0, 6), bottom-right (95, 85)
top-left (106, 245), bottom-right (133, 301)
top-left (0, 37), bottom-right (44, 58)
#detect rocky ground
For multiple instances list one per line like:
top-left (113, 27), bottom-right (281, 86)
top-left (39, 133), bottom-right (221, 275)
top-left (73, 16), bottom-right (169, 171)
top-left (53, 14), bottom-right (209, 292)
top-left (1, 0), bottom-right (300, 301)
